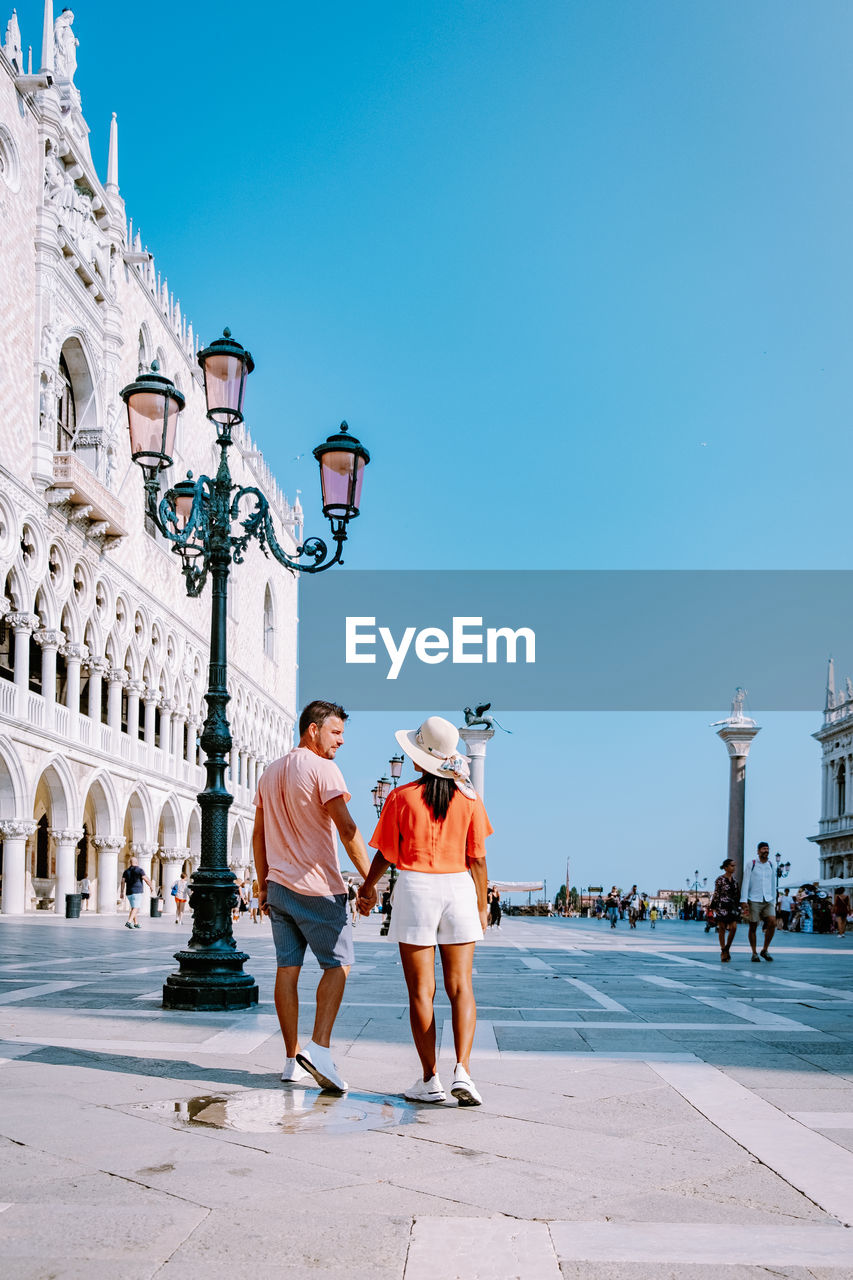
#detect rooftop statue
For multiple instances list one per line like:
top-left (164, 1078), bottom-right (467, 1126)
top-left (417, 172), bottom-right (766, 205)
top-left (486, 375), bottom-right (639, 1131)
top-left (462, 703), bottom-right (512, 733)
top-left (54, 8), bottom-right (78, 83)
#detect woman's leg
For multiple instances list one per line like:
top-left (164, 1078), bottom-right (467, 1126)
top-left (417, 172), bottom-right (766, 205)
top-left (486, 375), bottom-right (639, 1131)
top-left (438, 942), bottom-right (477, 1070)
top-left (399, 944), bottom-right (438, 1079)
top-left (716, 922), bottom-right (727, 955)
top-left (725, 922), bottom-right (737, 954)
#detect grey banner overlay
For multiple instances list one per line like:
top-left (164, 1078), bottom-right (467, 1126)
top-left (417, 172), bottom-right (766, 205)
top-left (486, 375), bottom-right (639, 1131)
top-left (297, 570), bottom-right (851, 711)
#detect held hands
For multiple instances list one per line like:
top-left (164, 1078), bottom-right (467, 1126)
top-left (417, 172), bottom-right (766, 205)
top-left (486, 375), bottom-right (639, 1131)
top-left (357, 886), bottom-right (377, 916)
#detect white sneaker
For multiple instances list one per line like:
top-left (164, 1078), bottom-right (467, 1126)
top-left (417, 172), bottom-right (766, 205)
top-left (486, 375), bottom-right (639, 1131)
top-left (295, 1040), bottom-right (348, 1094)
top-left (451, 1064), bottom-right (483, 1107)
top-left (403, 1074), bottom-right (446, 1103)
top-left (280, 1056), bottom-right (312, 1083)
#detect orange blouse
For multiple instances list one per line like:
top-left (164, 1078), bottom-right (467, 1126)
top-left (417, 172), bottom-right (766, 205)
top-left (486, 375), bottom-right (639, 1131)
top-left (369, 780), bottom-right (493, 874)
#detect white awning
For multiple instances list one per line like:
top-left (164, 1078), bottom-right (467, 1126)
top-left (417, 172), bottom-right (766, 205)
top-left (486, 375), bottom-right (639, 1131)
top-left (491, 881), bottom-right (544, 892)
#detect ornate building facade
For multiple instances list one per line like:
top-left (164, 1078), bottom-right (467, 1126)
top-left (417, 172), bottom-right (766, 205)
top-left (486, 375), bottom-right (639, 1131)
top-left (809, 659), bottom-right (853, 898)
top-left (0, 4), bottom-right (299, 914)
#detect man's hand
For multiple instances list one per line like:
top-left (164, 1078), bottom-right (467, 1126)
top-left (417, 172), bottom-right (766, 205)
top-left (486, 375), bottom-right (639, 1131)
top-left (357, 887), bottom-right (376, 915)
top-left (258, 886), bottom-right (269, 916)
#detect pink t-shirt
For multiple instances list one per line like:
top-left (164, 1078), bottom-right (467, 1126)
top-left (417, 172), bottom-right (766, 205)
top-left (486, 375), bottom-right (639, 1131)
top-left (255, 747), bottom-right (351, 896)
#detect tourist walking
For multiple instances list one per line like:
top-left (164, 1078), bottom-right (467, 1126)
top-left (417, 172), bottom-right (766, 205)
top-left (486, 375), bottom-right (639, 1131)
top-left (710, 858), bottom-right (740, 962)
top-left (779, 887), bottom-right (792, 931)
top-left (120, 857), bottom-right (153, 929)
top-left (489, 885), bottom-right (502, 929)
top-left (741, 842), bottom-right (777, 962)
top-left (79, 874), bottom-right (90, 911)
top-left (253, 700), bottom-right (371, 1093)
top-left (832, 887), bottom-right (850, 937)
top-left (357, 716), bottom-right (491, 1107)
top-left (172, 873), bottom-right (189, 923)
top-left (605, 889), bottom-right (619, 928)
top-left (628, 886), bottom-right (641, 928)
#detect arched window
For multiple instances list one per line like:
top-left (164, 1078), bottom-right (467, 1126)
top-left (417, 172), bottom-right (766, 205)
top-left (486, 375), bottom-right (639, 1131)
top-left (56, 353), bottom-right (76, 451)
top-left (36, 814), bottom-right (49, 879)
top-left (263, 585), bottom-right (275, 660)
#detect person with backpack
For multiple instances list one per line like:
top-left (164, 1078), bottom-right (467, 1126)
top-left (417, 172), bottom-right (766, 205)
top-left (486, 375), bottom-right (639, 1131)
top-left (172, 874), bottom-right (188, 924)
top-left (741, 842), bottom-right (777, 962)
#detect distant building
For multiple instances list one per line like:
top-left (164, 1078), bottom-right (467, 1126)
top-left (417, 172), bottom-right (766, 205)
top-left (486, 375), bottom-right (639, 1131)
top-left (809, 659), bottom-right (853, 899)
top-left (0, 6), bottom-right (299, 914)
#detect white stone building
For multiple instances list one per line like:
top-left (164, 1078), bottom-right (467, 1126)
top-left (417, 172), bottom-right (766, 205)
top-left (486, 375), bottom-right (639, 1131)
top-left (809, 659), bottom-right (853, 899)
top-left (0, 4), bottom-right (299, 915)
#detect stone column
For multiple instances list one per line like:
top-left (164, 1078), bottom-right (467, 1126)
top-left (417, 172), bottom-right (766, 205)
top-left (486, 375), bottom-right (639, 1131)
top-left (230, 744), bottom-right (239, 789)
top-left (86, 657), bottom-right (107, 724)
top-left (159, 698), bottom-right (174, 760)
top-left (130, 842), bottom-right (158, 911)
top-left (0, 819), bottom-right (37, 914)
top-left (61, 642), bottom-right (86, 734)
top-left (458, 726), bottom-right (495, 801)
top-left (107, 668), bottom-right (127, 737)
top-left (51, 827), bottom-right (84, 913)
top-left (160, 847), bottom-right (188, 916)
top-left (143, 687), bottom-right (158, 758)
top-left (716, 719), bottom-right (761, 888)
top-left (8, 612), bottom-right (38, 718)
top-left (126, 680), bottom-right (144, 752)
top-left (171, 708), bottom-right (184, 767)
top-left (34, 629), bottom-right (63, 728)
top-left (93, 835), bottom-right (124, 914)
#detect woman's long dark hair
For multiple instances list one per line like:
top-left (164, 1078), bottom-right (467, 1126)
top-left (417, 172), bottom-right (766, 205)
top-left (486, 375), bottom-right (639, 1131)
top-left (418, 773), bottom-right (456, 822)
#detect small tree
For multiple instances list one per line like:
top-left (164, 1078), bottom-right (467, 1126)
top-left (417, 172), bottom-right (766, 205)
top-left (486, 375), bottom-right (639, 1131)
top-left (555, 883), bottom-right (567, 911)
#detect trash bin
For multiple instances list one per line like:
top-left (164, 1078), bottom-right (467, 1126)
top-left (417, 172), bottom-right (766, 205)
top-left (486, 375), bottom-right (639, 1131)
top-left (150, 896), bottom-right (164, 918)
top-left (65, 893), bottom-right (82, 919)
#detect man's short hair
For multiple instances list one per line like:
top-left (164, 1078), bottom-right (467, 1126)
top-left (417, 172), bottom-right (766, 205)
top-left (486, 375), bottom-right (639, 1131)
top-left (299, 700), bottom-right (348, 737)
top-left (757, 841), bottom-right (769, 851)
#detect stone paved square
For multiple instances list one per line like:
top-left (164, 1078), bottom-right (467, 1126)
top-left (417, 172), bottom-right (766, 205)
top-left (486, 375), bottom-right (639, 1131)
top-left (1, 913), bottom-right (852, 1277)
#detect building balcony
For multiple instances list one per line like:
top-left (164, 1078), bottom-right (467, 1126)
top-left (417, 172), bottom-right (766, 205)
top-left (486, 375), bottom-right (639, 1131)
top-left (49, 452), bottom-right (128, 540)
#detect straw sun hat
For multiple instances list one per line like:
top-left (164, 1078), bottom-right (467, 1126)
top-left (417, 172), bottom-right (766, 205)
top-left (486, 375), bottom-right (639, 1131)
top-left (395, 716), bottom-right (477, 800)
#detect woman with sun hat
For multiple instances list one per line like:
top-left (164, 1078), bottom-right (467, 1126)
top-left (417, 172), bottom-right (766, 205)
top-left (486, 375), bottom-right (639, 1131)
top-left (357, 716), bottom-right (492, 1106)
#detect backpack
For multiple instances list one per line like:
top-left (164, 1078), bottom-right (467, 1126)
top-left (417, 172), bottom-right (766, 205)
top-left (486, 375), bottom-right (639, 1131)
top-left (171, 882), bottom-right (179, 896)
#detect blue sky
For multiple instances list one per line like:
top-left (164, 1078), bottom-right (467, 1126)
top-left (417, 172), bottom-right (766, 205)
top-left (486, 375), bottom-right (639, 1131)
top-left (27, 0), bottom-right (853, 894)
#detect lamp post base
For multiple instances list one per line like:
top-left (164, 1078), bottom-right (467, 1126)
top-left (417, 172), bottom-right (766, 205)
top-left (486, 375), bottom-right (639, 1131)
top-left (163, 951), bottom-right (259, 1010)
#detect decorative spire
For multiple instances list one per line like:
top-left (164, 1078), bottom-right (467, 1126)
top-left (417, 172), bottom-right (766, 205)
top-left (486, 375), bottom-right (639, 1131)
top-left (826, 656), bottom-right (836, 710)
top-left (106, 112), bottom-right (119, 193)
top-left (40, 0), bottom-right (53, 73)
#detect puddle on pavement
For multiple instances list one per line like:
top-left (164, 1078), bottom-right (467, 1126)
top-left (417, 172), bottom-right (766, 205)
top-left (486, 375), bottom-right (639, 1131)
top-left (127, 1089), bottom-right (416, 1135)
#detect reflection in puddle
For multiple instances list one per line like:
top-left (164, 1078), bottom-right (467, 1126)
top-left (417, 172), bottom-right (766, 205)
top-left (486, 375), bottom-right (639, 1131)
top-left (130, 1089), bottom-right (415, 1135)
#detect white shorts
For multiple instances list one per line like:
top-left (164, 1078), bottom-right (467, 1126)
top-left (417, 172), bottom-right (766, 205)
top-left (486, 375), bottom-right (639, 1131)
top-left (389, 870), bottom-right (483, 946)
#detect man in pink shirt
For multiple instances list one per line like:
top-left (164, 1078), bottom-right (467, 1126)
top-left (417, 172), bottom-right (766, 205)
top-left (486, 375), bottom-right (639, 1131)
top-left (253, 700), bottom-right (370, 1093)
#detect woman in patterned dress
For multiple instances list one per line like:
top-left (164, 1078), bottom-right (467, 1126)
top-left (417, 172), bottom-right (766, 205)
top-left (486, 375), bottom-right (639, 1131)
top-left (710, 858), bottom-right (740, 962)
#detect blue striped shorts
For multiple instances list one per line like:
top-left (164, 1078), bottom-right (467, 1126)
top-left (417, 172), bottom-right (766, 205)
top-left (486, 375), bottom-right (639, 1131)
top-left (266, 880), bottom-right (353, 969)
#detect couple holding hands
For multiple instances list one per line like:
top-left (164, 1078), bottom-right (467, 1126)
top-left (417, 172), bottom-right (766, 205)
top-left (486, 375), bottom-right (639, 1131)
top-left (252, 702), bottom-right (492, 1108)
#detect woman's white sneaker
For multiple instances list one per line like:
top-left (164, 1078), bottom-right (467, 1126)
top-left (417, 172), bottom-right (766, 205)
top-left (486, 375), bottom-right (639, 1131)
top-left (403, 1074), bottom-right (446, 1103)
top-left (451, 1064), bottom-right (482, 1106)
top-left (295, 1040), bottom-right (348, 1094)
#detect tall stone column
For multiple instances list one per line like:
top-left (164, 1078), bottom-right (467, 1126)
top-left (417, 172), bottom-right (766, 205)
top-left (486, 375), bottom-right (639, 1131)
top-left (160, 847), bottom-right (188, 916)
top-left (0, 820), bottom-right (37, 914)
top-left (93, 835), bottom-right (124, 914)
top-left (35, 629), bottom-right (63, 728)
top-left (458, 726), bottom-right (495, 801)
top-left (51, 827), bottom-right (84, 913)
top-left (130, 842), bottom-right (158, 910)
top-left (715, 696), bottom-right (761, 888)
top-left (8, 612), bottom-right (38, 718)
top-left (107, 668), bottom-right (127, 737)
top-left (62, 642), bottom-right (86, 734)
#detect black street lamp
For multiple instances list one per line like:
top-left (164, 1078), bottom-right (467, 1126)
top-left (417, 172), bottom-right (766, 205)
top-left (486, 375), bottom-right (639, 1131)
top-left (371, 772), bottom-right (396, 936)
top-left (686, 870), bottom-right (708, 896)
top-left (775, 851), bottom-right (792, 888)
top-left (121, 331), bottom-right (369, 1010)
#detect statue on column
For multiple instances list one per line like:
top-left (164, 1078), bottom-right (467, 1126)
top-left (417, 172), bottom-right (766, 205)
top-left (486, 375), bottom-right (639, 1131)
top-left (53, 9), bottom-right (78, 83)
top-left (463, 702), bottom-right (512, 733)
